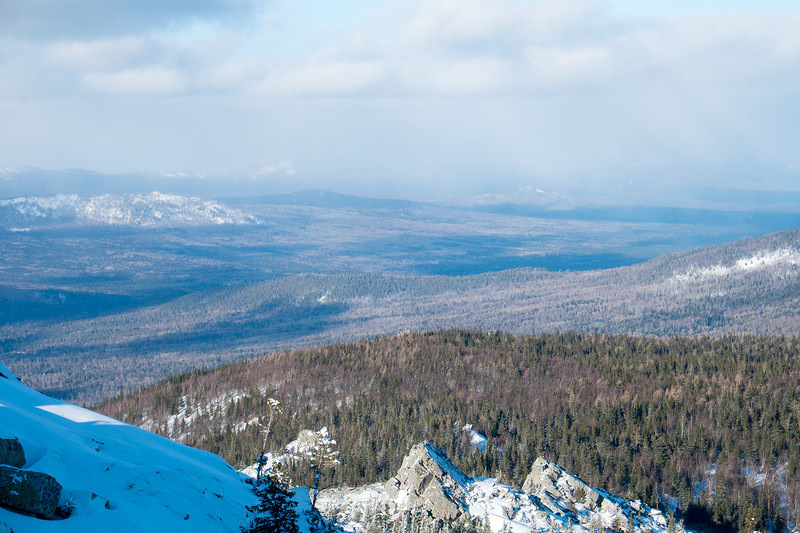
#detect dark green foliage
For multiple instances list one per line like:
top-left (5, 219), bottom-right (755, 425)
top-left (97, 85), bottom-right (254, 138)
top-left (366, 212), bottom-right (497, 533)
top-left (98, 330), bottom-right (800, 531)
top-left (242, 473), bottom-right (299, 533)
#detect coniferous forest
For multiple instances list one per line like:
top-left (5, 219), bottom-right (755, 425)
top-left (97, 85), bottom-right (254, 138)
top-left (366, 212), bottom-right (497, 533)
top-left (97, 330), bottom-right (800, 532)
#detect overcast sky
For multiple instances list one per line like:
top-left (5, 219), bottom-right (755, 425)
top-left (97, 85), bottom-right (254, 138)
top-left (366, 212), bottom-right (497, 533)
top-left (1, 0), bottom-right (798, 199)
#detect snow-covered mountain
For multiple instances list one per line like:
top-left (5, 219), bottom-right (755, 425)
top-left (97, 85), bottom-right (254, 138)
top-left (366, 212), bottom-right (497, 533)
top-left (0, 193), bottom-right (261, 229)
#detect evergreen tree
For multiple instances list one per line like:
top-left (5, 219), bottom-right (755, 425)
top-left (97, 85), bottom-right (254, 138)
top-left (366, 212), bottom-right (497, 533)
top-left (738, 492), bottom-right (761, 533)
top-left (241, 467), bottom-right (299, 533)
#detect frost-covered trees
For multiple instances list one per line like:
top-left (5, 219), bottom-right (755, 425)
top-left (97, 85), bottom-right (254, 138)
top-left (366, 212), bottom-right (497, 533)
top-left (256, 398), bottom-right (282, 483)
top-left (308, 426), bottom-right (340, 510)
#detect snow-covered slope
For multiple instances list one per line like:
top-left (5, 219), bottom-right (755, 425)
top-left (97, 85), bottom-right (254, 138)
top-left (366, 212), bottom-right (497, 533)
top-left (0, 193), bottom-right (260, 229)
top-left (670, 247), bottom-right (800, 283)
top-left (0, 361), bottom-right (256, 532)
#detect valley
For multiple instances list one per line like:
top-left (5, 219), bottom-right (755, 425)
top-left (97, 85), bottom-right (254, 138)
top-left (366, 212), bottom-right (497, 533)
top-left (2, 190), bottom-right (800, 403)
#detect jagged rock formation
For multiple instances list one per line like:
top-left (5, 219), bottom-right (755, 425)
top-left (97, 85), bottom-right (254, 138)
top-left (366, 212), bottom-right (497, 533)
top-left (319, 443), bottom-right (678, 532)
top-left (0, 466), bottom-right (62, 520)
top-left (384, 442), bottom-right (469, 521)
top-left (523, 457), bottom-right (617, 514)
top-left (522, 456), bottom-right (668, 531)
top-left (0, 440), bottom-right (25, 469)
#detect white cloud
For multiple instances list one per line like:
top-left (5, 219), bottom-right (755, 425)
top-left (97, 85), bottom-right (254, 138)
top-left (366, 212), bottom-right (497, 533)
top-left (524, 45), bottom-right (611, 87)
top-left (45, 37), bottom-right (148, 70)
top-left (0, 0), bottom-right (798, 194)
top-left (399, 0), bottom-right (519, 46)
top-left (399, 56), bottom-right (516, 95)
top-left (262, 59), bottom-right (387, 96)
top-left (83, 67), bottom-right (187, 95)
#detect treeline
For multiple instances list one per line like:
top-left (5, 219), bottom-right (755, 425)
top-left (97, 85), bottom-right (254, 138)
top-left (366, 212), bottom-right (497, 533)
top-left (96, 330), bottom-right (800, 531)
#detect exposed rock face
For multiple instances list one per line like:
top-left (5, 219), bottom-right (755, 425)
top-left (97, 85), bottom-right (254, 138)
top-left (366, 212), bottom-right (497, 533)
top-left (522, 457), bottom-right (622, 516)
top-left (0, 465), bottom-right (62, 520)
top-left (320, 446), bottom-right (678, 533)
top-left (384, 442), bottom-right (469, 521)
top-left (0, 439), bottom-right (25, 469)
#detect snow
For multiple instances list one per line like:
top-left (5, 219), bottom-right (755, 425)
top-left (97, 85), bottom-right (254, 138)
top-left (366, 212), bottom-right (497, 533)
top-left (459, 424), bottom-right (487, 452)
top-left (140, 390), bottom-right (251, 442)
top-left (318, 445), bottom-right (679, 533)
top-left (671, 248), bottom-right (800, 283)
top-left (0, 193), bottom-right (261, 228)
top-left (0, 370), bottom-right (257, 532)
top-left (36, 404), bottom-right (126, 425)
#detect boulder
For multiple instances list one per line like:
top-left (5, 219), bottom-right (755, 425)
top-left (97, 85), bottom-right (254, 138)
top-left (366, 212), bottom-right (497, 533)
top-left (0, 438), bottom-right (25, 469)
top-left (0, 465), bottom-right (62, 520)
top-left (522, 457), bottom-right (606, 511)
top-left (384, 442), bottom-right (468, 521)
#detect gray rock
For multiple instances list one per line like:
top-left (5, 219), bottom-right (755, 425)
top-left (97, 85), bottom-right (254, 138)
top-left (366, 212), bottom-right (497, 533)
top-left (522, 457), bottom-right (605, 511)
top-left (0, 465), bottom-right (62, 520)
top-left (0, 438), bottom-right (25, 469)
top-left (384, 442), bottom-right (468, 521)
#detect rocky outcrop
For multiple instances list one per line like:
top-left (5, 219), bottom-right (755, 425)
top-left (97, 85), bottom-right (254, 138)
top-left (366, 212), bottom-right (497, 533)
top-left (522, 457), bottom-right (622, 516)
top-left (384, 442), bottom-right (469, 521)
top-left (0, 439), bottom-right (25, 469)
top-left (0, 465), bottom-right (62, 520)
top-left (319, 446), bottom-right (679, 533)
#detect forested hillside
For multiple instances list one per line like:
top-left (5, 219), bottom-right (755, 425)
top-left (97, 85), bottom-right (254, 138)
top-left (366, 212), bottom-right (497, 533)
top-left (6, 227), bottom-right (800, 404)
top-left (98, 330), bottom-right (800, 532)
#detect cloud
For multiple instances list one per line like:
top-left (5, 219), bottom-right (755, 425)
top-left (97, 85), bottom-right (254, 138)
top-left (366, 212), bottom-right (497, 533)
top-left (0, 0), bottom-right (256, 40)
top-left (82, 67), bottom-right (187, 95)
top-left (0, 0), bottom-right (798, 195)
top-left (262, 59), bottom-right (387, 96)
top-left (45, 37), bottom-right (148, 70)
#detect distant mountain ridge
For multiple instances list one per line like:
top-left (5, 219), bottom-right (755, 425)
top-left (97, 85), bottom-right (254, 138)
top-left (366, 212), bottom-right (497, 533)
top-left (0, 192), bottom-right (261, 229)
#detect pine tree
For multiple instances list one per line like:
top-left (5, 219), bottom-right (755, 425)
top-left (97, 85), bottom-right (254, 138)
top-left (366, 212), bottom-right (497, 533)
top-left (738, 492), bottom-right (761, 533)
top-left (241, 468), bottom-right (299, 533)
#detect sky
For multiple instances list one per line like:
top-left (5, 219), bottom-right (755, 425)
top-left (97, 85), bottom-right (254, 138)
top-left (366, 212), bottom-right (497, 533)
top-left (0, 0), bottom-right (799, 199)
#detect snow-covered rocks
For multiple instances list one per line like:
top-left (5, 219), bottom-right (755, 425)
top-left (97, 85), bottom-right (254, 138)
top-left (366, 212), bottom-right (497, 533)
top-left (522, 456), bottom-right (615, 514)
top-left (0, 465), bottom-right (62, 519)
top-left (522, 457), bottom-right (676, 532)
top-left (319, 442), bottom-right (682, 533)
top-left (384, 442), bottom-right (470, 521)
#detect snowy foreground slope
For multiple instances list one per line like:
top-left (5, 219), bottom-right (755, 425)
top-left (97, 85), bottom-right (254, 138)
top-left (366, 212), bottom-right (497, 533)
top-left (0, 361), bottom-right (258, 532)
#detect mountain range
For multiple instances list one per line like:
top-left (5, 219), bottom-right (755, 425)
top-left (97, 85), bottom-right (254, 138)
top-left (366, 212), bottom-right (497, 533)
top-left (3, 219), bottom-right (800, 404)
